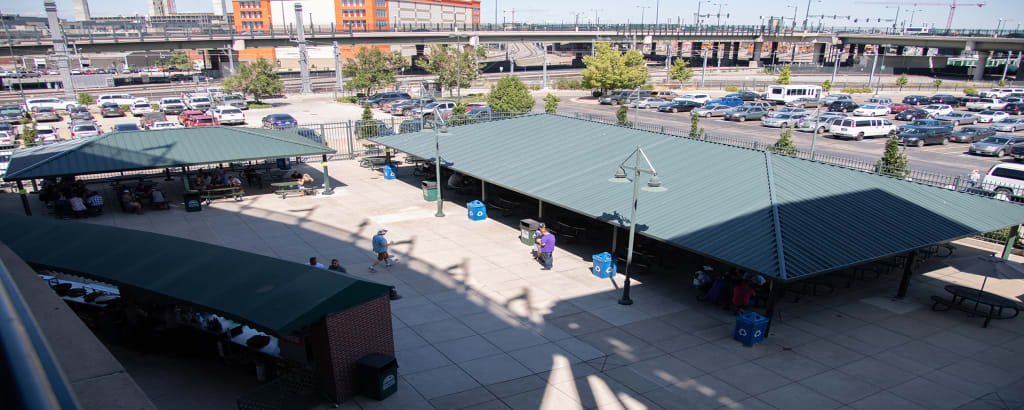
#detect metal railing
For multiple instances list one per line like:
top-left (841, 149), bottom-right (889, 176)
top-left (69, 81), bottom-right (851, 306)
top-left (0, 258), bottom-right (81, 409)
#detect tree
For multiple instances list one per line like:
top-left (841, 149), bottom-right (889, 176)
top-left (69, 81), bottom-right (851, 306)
top-left (768, 127), bottom-right (798, 155)
top-left (581, 42), bottom-right (649, 95)
top-left (616, 105), bottom-right (632, 126)
top-left (448, 101), bottom-right (472, 126)
top-left (669, 58), bottom-right (694, 83)
top-left (487, 75), bottom-right (535, 113)
top-left (895, 74), bottom-right (909, 91)
top-left (877, 135), bottom-right (910, 177)
top-left (77, 92), bottom-right (94, 106)
top-left (998, 79), bottom-right (1008, 87)
top-left (964, 86), bottom-right (978, 96)
top-left (821, 80), bottom-right (832, 93)
top-left (690, 113), bottom-right (700, 138)
top-left (933, 79), bottom-right (943, 90)
top-left (358, 105), bottom-right (379, 139)
top-left (342, 47), bottom-right (409, 96)
top-left (222, 58), bottom-right (284, 104)
top-left (422, 44), bottom-right (486, 96)
top-left (159, 51), bottom-right (190, 71)
top-left (21, 123), bottom-right (37, 147)
top-left (543, 94), bottom-right (560, 113)
top-left (775, 64), bottom-right (792, 84)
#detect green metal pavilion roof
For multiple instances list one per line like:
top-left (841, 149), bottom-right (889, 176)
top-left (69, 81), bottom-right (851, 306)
top-left (373, 114), bottom-right (1024, 281)
top-left (3, 127), bottom-right (335, 181)
top-left (0, 213), bottom-right (391, 335)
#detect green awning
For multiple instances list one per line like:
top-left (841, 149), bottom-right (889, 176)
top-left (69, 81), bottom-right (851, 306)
top-left (373, 114), bottom-right (1024, 281)
top-left (4, 126), bottom-right (335, 181)
top-left (0, 213), bottom-right (391, 335)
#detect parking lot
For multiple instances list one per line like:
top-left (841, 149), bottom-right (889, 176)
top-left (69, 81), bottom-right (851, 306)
top-left (561, 95), bottom-right (1024, 178)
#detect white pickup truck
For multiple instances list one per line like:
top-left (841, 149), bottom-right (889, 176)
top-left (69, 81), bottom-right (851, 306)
top-left (212, 106), bottom-right (245, 125)
top-left (25, 98), bottom-right (75, 112)
top-left (965, 98), bottom-right (1007, 111)
top-left (183, 93), bottom-right (212, 111)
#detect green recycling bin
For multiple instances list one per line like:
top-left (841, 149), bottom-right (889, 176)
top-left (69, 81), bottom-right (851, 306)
top-left (184, 190), bottom-right (202, 212)
top-left (356, 353), bottom-right (398, 400)
top-left (520, 218), bottom-right (540, 246)
top-left (422, 181), bottom-right (438, 201)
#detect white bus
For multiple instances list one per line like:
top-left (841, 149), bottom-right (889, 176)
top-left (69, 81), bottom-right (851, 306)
top-left (766, 85), bottom-right (823, 104)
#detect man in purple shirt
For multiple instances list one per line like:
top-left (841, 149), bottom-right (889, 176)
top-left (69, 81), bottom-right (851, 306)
top-left (536, 225), bottom-right (556, 270)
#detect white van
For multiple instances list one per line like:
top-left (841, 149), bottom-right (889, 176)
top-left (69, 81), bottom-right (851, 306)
top-left (96, 94), bottom-right (138, 106)
top-left (674, 94), bottom-right (711, 104)
top-left (830, 116), bottom-right (896, 140)
top-left (766, 85), bottom-right (822, 104)
top-left (982, 163), bottom-right (1024, 200)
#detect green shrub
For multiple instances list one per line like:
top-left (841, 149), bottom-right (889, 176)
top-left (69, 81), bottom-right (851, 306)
top-left (528, 84), bottom-right (541, 90)
top-left (151, 103), bottom-right (160, 110)
top-left (640, 84), bottom-right (655, 90)
top-left (725, 86), bottom-right (739, 92)
top-left (592, 90), bottom-right (603, 98)
top-left (553, 78), bottom-right (584, 90)
top-left (336, 96), bottom-right (359, 103)
top-left (543, 93), bottom-right (561, 113)
top-left (964, 86), bottom-right (978, 96)
top-left (21, 124), bottom-right (37, 147)
top-left (840, 87), bottom-right (873, 94)
top-left (77, 92), bottom-right (95, 106)
top-left (998, 79), bottom-right (1008, 87)
top-left (119, 104), bottom-right (130, 112)
top-left (247, 102), bottom-right (272, 109)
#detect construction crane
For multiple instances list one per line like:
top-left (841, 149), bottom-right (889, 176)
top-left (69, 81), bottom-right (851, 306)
top-left (853, 1), bottom-right (986, 31)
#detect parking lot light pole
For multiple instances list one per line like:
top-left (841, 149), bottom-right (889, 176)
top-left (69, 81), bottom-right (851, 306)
top-left (609, 146), bottom-right (666, 305)
top-left (811, 101), bottom-right (822, 158)
top-left (432, 106), bottom-right (447, 217)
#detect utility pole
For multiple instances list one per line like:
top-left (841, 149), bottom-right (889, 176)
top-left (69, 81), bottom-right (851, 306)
top-left (295, 4), bottom-right (312, 94)
top-left (868, 47), bottom-right (878, 89)
top-left (701, 48), bottom-right (709, 87)
top-left (333, 41), bottom-right (344, 99)
top-left (637, 6), bottom-right (651, 26)
top-left (542, 43), bottom-right (548, 89)
top-left (44, 1), bottom-right (75, 101)
top-left (831, 45), bottom-right (840, 91)
top-left (655, 0), bottom-right (660, 27)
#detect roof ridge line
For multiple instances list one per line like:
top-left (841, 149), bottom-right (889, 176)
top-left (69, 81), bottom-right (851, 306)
top-left (763, 151), bottom-right (788, 280)
top-left (229, 126), bottom-right (331, 149)
top-left (5, 130), bottom-right (117, 179)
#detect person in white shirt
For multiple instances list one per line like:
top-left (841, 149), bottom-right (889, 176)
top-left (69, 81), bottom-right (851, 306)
top-left (306, 257), bottom-right (325, 269)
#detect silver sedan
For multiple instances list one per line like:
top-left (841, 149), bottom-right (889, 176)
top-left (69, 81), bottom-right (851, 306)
top-left (933, 112), bottom-right (979, 126)
top-left (691, 104), bottom-right (732, 118)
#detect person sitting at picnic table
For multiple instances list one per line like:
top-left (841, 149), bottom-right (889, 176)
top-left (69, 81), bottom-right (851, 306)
top-left (708, 268), bottom-right (739, 309)
top-left (731, 279), bottom-right (757, 314)
top-left (243, 165), bottom-right (260, 186)
top-left (448, 172), bottom-right (466, 189)
top-left (306, 257), bottom-right (325, 269)
top-left (693, 266), bottom-right (715, 301)
top-left (228, 175), bottom-right (242, 188)
top-left (290, 171), bottom-right (303, 182)
top-left (68, 193), bottom-right (88, 218)
top-left (742, 271), bottom-right (767, 292)
top-left (300, 173), bottom-right (315, 195)
top-left (120, 190), bottom-right (143, 215)
top-left (150, 188), bottom-right (168, 209)
top-left (85, 191), bottom-right (104, 209)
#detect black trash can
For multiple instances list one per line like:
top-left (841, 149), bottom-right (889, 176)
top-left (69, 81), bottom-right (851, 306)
top-left (183, 190), bottom-right (202, 212)
top-left (356, 353), bottom-right (398, 400)
top-left (421, 181), bottom-right (438, 201)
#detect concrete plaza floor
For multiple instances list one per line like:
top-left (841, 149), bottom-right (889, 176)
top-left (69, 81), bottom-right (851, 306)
top-left (5, 157), bottom-right (1024, 410)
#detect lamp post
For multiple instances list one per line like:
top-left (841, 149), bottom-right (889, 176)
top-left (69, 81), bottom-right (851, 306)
top-left (608, 146), bottom-right (666, 305)
top-left (637, 5), bottom-right (651, 27)
top-left (712, 3), bottom-right (727, 27)
top-left (907, 9), bottom-right (923, 30)
top-left (431, 106), bottom-right (448, 217)
top-left (696, 0), bottom-right (711, 28)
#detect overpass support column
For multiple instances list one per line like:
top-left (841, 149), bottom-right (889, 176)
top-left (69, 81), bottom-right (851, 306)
top-left (712, 42), bottom-right (720, 65)
top-left (921, 47), bottom-right (930, 56)
top-left (294, 4), bottom-right (313, 94)
top-left (974, 50), bottom-right (990, 82)
top-left (750, 42), bottom-right (762, 67)
top-left (732, 42), bottom-right (740, 62)
top-left (723, 42), bottom-right (732, 65)
top-left (896, 46), bottom-right (905, 56)
top-left (44, 1), bottom-right (75, 101)
top-left (814, 43), bottom-right (826, 66)
top-left (770, 42), bottom-right (779, 66)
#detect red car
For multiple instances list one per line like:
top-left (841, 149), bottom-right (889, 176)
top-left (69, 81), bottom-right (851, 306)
top-left (178, 110), bottom-right (203, 126)
top-left (188, 115), bottom-right (216, 127)
top-left (888, 102), bottom-right (913, 113)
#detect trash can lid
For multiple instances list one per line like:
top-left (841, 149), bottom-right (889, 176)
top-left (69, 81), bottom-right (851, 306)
top-left (358, 353), bottom-right (397, 368)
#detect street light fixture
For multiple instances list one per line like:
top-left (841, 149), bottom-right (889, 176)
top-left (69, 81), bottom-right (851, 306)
top-left (695, 0), bottom-right (712, 28)
top-left (608, 146), bottom-right (666, 305)
top-left (637, 5), bottom-right (651, 27)
top-left (712, 3), bottom-right (728, 27)
top-left (431, 106), bottom-right (448, 217)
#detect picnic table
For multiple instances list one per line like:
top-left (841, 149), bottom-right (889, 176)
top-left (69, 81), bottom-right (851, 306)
top-left (104, 175), bottom-right (156, 186)
top-left (270, 181), bottom-right (314, 198)
top-left (199, 186), bottom-right (244, 204)
top-left (932, 284), bottom-right (1022, 327)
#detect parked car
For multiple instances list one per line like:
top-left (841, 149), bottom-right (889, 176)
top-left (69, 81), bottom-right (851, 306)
top-left (138, 112), bottom-right (167, 129)
top-left (96, 94), bottom-right (138, 106)
top-left (292, 128), bottom-right (325, 144)
top-left (215, 93), bottom-right (247, 110)
top-left (887, 102), bottom-right (913, 113)
top-left (725, 91), bottom-right (760, 101)
top-left (958, 96), bottom-right (984, 106)
top-left (412, 101), bottom-right (457, 119)
top-left (113, 123), bottom-right (142, 132)
top-left (773, 107), bottom-right (809, 116)
top-left (745, 101), bottom-right (774, 110)
top-left (159, 97), bottom-right (186, 115)
top-left (129, 101), bottom-right (153, 116)
top-left (25, 98), bottom-right (75, 112)
top-left (465, 107), bottom-right (495, 122)
top-left (950, 127), bottom-right (997, 143)
top-left (99, 102), bottom-right (123, 118)
top-left (895, 108), bottom-right (930, 121)
top-left (184, 94), bottom-right (212, 111)
top-left (707, 97), bottom-right (743, 107)
top-left (866, 97), bottom-right (893, 105)
top-left (853, 104), bottom-right (891, 117)
top-left (970, 135), bottom-right (1024, 157)
top-left (0, 105), bottom-right (25, 124)
top-left (391, 98), bottom-right (435, 115)
top-left (178, 110), bottom-right (204, 126)
top-left (982, 163), bottom-right (1024, 199)
top-left (399, 119), bottom-right (431, 133)
top-left (898, 126), bottom-right (952, 147)
top-left (724, 106), bottom-right (770, 122)
top-left (902, 95), bottom-right (930, 105)
top-left (149, 121), bottom-right (180, 130)
top-left (796, 115), bottom-right (845, 133)
top-left (650, 91), bottom-right (680, 100)
top-left (674, 94), bottom-right (711, 104)
top-left (0, 130), bottom-right (14, 147)
top-left (598, 91), bottom-right (630, 105)
top-left (32, 107), bottom-right (60, 122)
top-left (188, 115), bottom-right (216, 128)
top-left (990, 118), bottom-right (1024, 132)
top-left (691, 104), bottom-right (732, 118)
top-left (624, 97), bottom-right (667, 109)
top-left (920, 104), bottom-right (954, 117)
top-left (70, 120), bottom-right (101, 138)
top-left (34, 125), bottom-right (59, 144)
top-left (822, 94), bottom-right (853, 105)
top-left (657, 100), bottom-right (701, 113)
top-left (212, 106), bottom-right (245, 125)
top-left (929, 95), bottom-right (959, 105)
top-left (966, 98), bottom-right (1007, 111)
top-left (67, 106), bottom-right (92, 121)
top-left (760, 113), bottom-right (806, 128)
top-left (1004, 102), bottom-right (1024, 115)
top-left (358, 92), bottom-right (411, 108)
top-left (933, 112), bottom-right (979, 126)
top-left (828, 100), bottom-right (859, 113)
top-left (976, 110), bottom-right (1010, 123)
top-left (907, 118), bottom-right (955, 129)
top-left (261, 113), bottom-right (298, 129)
top-left (785, 97), bottom-right (820, 108)
top-left (830, 117), bottom-right (897, 140)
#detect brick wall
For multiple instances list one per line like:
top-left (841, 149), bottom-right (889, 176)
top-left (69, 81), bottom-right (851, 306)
top-left (310, 295), bottom-right (394, 403)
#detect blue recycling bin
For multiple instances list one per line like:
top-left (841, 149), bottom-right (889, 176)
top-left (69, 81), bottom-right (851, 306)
top-left (276, 158), bottom-right (291, 170)
top-left (591, 252), bottom-right (616, 278)
top-left (467, 200), bottom-right (487, 221)
top-left (734, 312), bottom-right (769, 346)
top-left (382, 165), bottom-right (396, 180)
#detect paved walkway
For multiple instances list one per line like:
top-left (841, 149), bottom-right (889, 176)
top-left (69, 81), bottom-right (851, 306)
top-left (6, 157), bottom-right (1023, 410)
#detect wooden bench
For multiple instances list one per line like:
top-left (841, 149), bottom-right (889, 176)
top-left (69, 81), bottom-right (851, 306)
top-left (271, 182), bottom-right (315, 199)
top-left (200, 186), bottom-right (244, 204)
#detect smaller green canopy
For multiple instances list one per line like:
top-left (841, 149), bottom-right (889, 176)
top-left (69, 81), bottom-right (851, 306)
top-left (0, 213), bottom-right (391, 335)
top-left (4, 127), bottom-right (335, 181)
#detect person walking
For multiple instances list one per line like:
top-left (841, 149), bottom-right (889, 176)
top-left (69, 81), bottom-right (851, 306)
top-left (370, 229), bottom-right (393, 272)
top-left (536, 225), bottom-right (555, 270)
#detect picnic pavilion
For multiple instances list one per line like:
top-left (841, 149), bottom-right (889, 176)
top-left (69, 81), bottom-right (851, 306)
top-left (371, 114), bottom-right (1024, 323)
